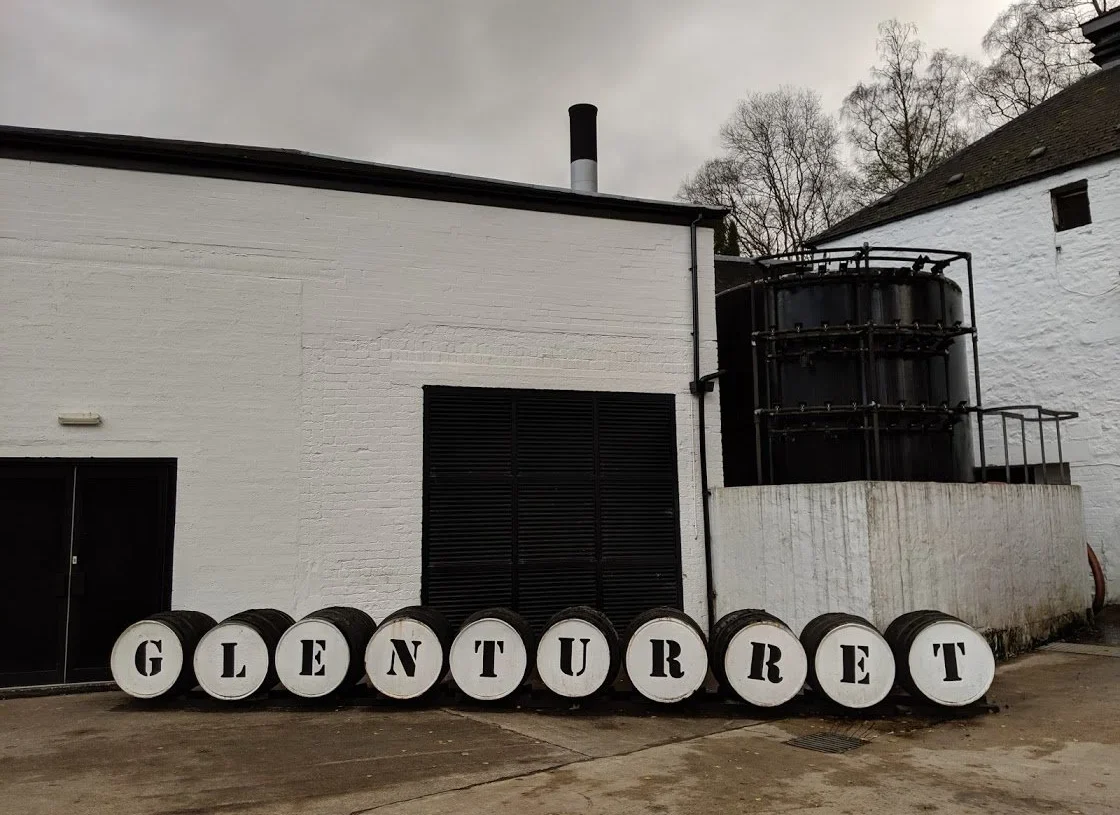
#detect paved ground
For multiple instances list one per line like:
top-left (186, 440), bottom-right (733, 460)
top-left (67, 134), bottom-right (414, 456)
top-left (1, 644), bottom-right (1117, 814)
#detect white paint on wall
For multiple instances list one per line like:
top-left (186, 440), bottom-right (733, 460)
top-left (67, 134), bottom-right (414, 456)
top-left (0, 158), bottom-right (720, 626)
top-left (818, 155), bottom-right (1120, 601)
top-left (710, 482), bottom-right (1091, 646)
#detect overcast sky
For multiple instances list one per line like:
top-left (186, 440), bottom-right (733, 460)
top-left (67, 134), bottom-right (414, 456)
top-left (1, 0), bottom-right (1011, 200)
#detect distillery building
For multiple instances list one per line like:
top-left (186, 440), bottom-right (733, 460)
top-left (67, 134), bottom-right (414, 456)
top-left (0, 109), bottom-right (725, 688)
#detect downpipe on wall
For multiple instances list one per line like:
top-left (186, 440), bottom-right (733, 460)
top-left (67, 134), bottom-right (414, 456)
top-left (689, 213), bottom-right (722, 635)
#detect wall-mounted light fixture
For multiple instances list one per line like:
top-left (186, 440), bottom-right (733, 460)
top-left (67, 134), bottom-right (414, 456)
top-left (58, 412), bottom-right (102, 426)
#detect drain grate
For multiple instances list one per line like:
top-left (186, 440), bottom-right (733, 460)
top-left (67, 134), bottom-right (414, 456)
top-left (785, 733), bottom-right (869, 754)
top-left (1039, 642), bottom-right (1120, 658)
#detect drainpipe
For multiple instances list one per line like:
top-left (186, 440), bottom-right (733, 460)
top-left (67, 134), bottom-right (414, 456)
top-left (689, 213), bottom-right (720, 635)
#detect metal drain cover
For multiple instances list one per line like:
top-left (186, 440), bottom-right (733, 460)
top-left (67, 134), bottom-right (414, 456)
top-left (785, 733), bottom-right (868, 753)
top-left (1039, 642), bottom-right (1120, 658)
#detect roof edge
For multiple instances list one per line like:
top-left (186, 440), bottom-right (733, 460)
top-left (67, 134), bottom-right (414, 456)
top-left (0, 125), bottom-right (726, 228)
top-left (810, 148), bottom-right (1120, 244)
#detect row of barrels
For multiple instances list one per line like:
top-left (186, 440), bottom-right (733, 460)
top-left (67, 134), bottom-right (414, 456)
top-left (111, 605), bottom-right (995, 709)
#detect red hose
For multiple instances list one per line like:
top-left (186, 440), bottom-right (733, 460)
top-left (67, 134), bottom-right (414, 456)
top-left (1088, 543), bottom-right (1106, 613)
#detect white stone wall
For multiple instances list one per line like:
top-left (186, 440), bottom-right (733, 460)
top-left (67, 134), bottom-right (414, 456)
top-left (710, 482), bottom-right (1091, 647)
top-left (819, 156), bottom-right (1120, 602)
top-left (0, 158), bottom-right (721, 625)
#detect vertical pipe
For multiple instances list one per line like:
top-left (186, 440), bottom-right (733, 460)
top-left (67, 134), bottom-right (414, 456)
top-left (750, 274), bottom-right (763, 484)
top-left (1002, 414), bottom-right (1011, 483)
top-left (1021, 416), bottom-right (1028, 481)
top-left (1056, 415), bottom-right (1064, 477)
top-left (859, 334), bottom-right (871, 478)
top-left (868, 324), bottom-right (881, 478)
top-left (767, 278), bottom-right (777, 485)
top-left (689, 214), bottom-right (716, 635)
top-left (872, 409), bottom-right (881, 478)
top-left (1038, 408), bottom-right (1048, 485)
top-left (965, 255), bottom-right (986, 480)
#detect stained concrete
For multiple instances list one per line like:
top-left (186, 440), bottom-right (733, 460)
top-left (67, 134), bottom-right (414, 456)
top-left (710, 483), bottom-right (1092, 650)
top-left (1, 648), bottom-right (1117, 814)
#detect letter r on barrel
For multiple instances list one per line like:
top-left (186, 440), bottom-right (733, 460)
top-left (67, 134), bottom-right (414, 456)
top-left (747, 641), bottom-right (783, 683)
top-left (650, 639), bottom-right (684, 678)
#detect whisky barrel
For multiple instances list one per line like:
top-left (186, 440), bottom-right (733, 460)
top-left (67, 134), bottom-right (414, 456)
top-left (623, 607), bottom-right (708, 703)
top-left (449, 607), bottom-right (534, 702)
top-left (884, 610), bottom-right (995, 706)
top-left (110, 610), bottom-right (216, 699)
top-left (366, 606), bottom-right (452, 700)
top-left (194, 609), bottom-right (294, 701)
top-left (800, 612), bottom-right (895, 709)
top-left (275, 606), bottom-right (376, 698)
top-left (711, 609), bottom-right (807, 707)
top-left (536, 606), bottom-right (620, 699)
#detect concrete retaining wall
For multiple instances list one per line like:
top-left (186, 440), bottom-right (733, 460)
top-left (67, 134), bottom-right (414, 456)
top-left (710, 482), bottom-right (1091, 652)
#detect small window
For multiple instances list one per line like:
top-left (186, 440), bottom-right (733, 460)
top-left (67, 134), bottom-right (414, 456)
top-left (1051, 180), bottom-right (1091, 231)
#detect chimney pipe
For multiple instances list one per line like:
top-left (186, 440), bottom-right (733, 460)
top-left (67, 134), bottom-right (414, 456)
top-left (568, 103), bottom-right (598, 193)
top-left (1081, 8), bottom-right (1120, 69)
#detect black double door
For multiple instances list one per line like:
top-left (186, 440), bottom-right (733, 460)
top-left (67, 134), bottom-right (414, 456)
top-left (422, 387), bottom-right (683, 632)
top-left (0, 460), bottom-right (175, 688)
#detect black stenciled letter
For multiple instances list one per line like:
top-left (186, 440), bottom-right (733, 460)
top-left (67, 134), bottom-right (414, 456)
top-left (474, 640), bottom-right (504, 678)
top-left (134, 639), bottom-right (163, 677)
top-left (747, 641), bottom-right (783, 683)
top-left (221, 642), bottom-right (248, 678)
top-left (650, 639), bottom-right (685, 679)
top-left (387, 639), bottom-right (422, 677)
top-left (932, 642), bottom-right (965, 682)
top-left (840, 644), bottom-right (870, 684)
top-left (559, 637), bottom-right (590, 677)
top-left (300, 639), bottom-right (327, 676)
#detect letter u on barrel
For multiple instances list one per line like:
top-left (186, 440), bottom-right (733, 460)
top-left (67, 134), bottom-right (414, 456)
top-left (536, 606), bottom-right (620, 699)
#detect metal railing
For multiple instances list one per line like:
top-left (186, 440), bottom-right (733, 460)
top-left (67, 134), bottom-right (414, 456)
top-left (973, 405), bottom-right (1079, 484)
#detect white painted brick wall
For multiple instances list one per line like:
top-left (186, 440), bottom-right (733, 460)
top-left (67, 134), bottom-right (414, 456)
top-left (820, 156), bottom-right (1120, 602)
top-left (0, 158), bottom-right (721, 626)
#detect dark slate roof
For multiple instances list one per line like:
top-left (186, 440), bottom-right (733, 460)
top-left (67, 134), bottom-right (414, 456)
top-left (813, 64), bottom-right (1120, 243)
top-left (0, 125), bottom-right (725, 228)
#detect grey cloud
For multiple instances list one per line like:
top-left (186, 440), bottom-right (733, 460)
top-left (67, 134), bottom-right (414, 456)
top-left (1, 0), bottom-right (1008, 200)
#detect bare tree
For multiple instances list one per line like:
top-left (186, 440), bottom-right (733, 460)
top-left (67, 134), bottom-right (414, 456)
top-left (842, 20), bottom-right (972, 201)
top-left (963, 0), bottom-right (1109, 124)
top-left (679, 87), bottom-right (856, 256)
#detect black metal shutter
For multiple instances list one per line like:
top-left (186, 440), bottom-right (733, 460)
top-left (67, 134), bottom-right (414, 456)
top-left (422, 386), bottom-right (681, 631)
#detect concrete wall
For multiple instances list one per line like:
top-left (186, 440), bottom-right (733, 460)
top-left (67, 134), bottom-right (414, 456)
top-left (819, 155), bottom-right (1120, 602)
top-left (711, 482), bottom-right (1091, 650)
top-left (0, 158), bottom-right (721, 626)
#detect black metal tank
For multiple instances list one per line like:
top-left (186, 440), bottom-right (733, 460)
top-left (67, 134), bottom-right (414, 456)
top-left (716, 250), bottom-right (975, 484)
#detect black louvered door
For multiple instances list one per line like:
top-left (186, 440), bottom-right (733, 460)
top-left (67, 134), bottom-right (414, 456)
top-left (422, 386), bottom-right (681, 631)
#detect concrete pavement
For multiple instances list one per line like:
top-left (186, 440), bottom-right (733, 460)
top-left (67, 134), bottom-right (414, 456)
top-left (1, 647), bottom-right (1117, 814)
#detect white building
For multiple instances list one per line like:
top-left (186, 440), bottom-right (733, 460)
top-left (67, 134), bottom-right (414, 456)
top-left (0, 119), bottom-right (725, 688)
top-left (814, 14), bottom-right (1120, 603)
